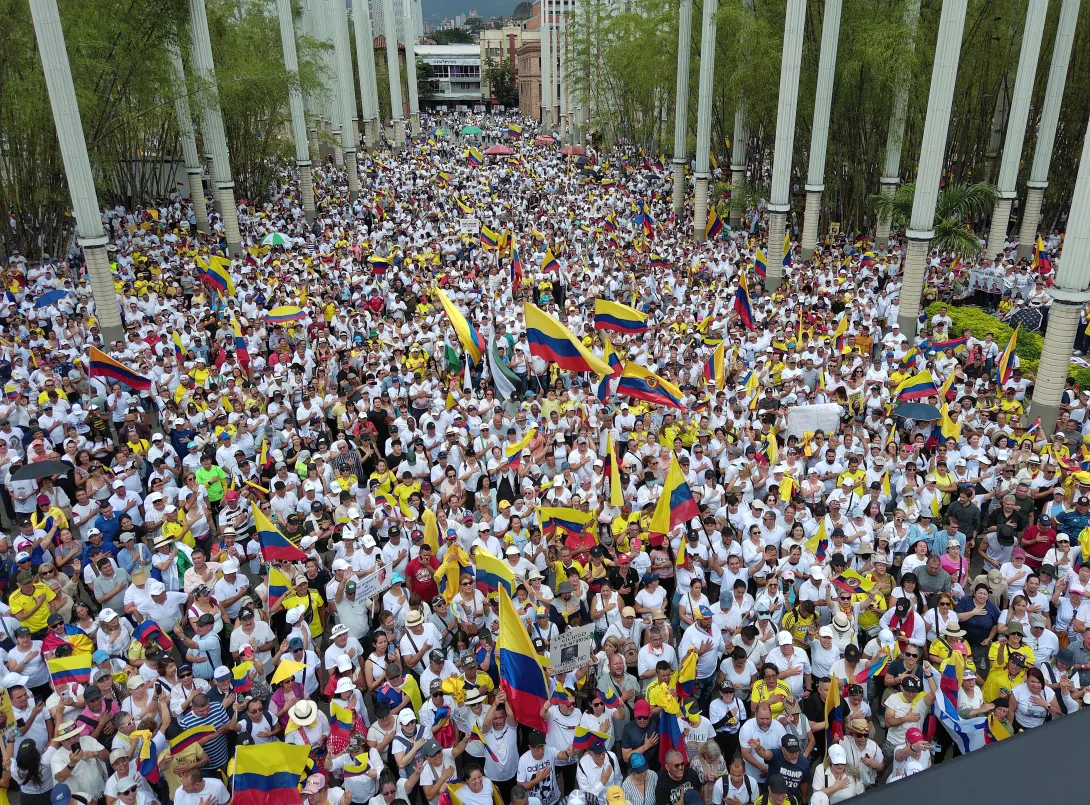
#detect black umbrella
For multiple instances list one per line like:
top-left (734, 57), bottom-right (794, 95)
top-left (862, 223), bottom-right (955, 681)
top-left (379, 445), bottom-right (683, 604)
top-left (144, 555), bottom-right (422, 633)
top-left (11, 460), bottom-right (72, 482)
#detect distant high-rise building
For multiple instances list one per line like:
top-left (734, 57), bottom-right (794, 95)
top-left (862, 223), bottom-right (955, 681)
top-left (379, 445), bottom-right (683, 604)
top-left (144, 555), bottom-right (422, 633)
top-left (455, 13), bottom-right (466, 27)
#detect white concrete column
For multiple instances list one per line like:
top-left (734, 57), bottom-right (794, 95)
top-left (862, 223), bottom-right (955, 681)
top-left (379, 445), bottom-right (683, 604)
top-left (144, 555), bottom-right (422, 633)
top-left (402, 0), bottom-right (420, 138)
top-left (28, 0), bottom-right (123, 344)
top-left (800, 0), bottom-right (842, 260)
top-left (671, 0), bottom-right (694, 217)
top-left (331, 0), bottom-right (360, 198)
top-left (276, 0), bottom-right (317, 222)
top-left (898, 0), bottom-right (968, 335)
top-left (986, 0), bottom-right (1049, 258)
top-left (1018, 0), bottom-right (1080, 260)
top-left (352, 0), bottom-right (380, 149)
top-left (984, 71), bottom-right (1012, 184)
top-left (729, 107), bottom-right (747, 228)
top-left (765, 0), bottom-right (806, 288)
top-left (877, 0), bottom-right (921, 250)
top-left (541, 0), bottom-right (552, 125)
top-left (188, 0), bottom-right (242, 256)
top-left (312, 0), bottom-right (344, 166)
top-left (559, 11), bottom-right (568, 144)
top-left (167, 41), bottom-right (210, 234)
top-left (382, 0), bottom-right (404, 149)
top-left (692, 0), bottom-right (718, 242)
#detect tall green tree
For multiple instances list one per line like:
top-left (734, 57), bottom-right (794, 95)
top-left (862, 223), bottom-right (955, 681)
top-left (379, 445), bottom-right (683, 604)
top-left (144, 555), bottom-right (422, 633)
top-left (484, 57), bottom-right (518, 108)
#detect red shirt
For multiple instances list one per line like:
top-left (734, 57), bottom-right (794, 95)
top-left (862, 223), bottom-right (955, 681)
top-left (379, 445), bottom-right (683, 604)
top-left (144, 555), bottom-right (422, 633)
top-left (1020, 524), bottom-right (1055, 567)
top-left (406, 555), bottom-right (440, 601)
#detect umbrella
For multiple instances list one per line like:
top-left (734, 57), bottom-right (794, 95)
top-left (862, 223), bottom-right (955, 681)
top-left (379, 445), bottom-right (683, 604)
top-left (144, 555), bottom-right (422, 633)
top-left (892, 402), bottom-right (941, 421)
top-left (265, 306), bottom-right (306, 324)
top-left (535, 135), bottom-right (554, 145)
top-left (261, 232), bottom-right (292, 247)
top-left (434, 128), bottom-right (448, 137)
top-left (483, 144), bottom-right (514, 156)
top-left (560, 146), bottom-right (585, 156)
top-left (11, 460), bottom-right (72, 482)
top-left (34, 290), bottom-right (69, 309)
top-left (460, 125), bottom-right (482, 135)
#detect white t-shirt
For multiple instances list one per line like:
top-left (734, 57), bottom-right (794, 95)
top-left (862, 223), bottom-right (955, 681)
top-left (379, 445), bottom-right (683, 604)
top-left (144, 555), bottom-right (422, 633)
top-left (712, 773), bottom-right (759, 805)
top-left (482, 722), bottom-right (519, 781)
top-left (419, 749), bottom-right (458, 805)
top-left (1011, 683), bottom-right (1055, 729)
top-left (173, 778), bottom-right (230, 805)
top-left (516, 746), bottom-right (563, 805)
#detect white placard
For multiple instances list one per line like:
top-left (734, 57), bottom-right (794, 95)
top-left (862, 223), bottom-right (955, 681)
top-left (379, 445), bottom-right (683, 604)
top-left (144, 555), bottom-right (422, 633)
top-left (356, 561), bottom-right (395, 600)
top-left (458, 217), bottom-right (480, 234)
top-left (786, 403), bottom-right (842, 441)
top-left (548, 624), bottom-right (595, 674)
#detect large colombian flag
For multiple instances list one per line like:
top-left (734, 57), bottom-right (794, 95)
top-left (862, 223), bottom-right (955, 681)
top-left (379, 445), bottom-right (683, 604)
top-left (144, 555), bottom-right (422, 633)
top-left (593, 299), bottom-right (648, 334)
top-left (251, 504), bottom-right (307, 561)
top-left (475, 546), bottom-right (516, 599)
top-left (497, 588), bottom-right (549, 730)
top-left (649, 453), bottom-right (700, 538)
top-left (539, 505), bottom-right (595, 537)
top-left (524, 302), bottom-right (612, 375)
top-left (617, 362), bottom-right (686, 410)
top-left (232, 742), bottom-right (311, 805)
top-left (733, 269), bottom-right (754, 330)
top-left (47, 654), bottom-right (92, 687)
top-left (89, 347), bottom-right (152, 391)
top-left (436, 286), bottom-right (486, 364)
top-left (195, 254), bottom-right (235, 296)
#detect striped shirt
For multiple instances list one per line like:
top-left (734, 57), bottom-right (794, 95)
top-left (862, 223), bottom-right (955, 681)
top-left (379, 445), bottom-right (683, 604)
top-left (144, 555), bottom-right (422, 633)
top-left (177, 701), bottom-right (231, 768)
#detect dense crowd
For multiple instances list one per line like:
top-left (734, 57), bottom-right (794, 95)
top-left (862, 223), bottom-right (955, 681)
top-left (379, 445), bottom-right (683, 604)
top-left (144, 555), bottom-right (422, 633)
top-left (0, 111), bottom-right (1083, 805)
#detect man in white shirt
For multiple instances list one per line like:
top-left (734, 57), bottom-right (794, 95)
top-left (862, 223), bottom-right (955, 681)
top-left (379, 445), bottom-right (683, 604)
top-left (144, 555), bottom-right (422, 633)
top-left (173, 768), bottom-right (229, 805)
top-left (763, 631), bottom-right (812, 699)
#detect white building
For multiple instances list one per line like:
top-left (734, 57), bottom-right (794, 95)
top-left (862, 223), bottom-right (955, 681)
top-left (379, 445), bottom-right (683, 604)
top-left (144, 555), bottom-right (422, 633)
top-left (415, 44), bottom-right (483, 106)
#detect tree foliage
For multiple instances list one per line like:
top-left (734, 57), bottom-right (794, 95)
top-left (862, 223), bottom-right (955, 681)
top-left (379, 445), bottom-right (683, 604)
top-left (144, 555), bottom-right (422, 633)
top-left (430, 28), bottom-right (474, 44)
top-left (566, 0), bottom-right (1090, 236)
top-left (484, 57), bottom-right (518, 108)
top-left (870, 182), bottom-right (999, 257)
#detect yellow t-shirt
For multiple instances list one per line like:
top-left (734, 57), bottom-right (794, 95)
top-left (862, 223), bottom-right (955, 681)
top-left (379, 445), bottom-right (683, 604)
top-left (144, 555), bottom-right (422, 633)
top-left (369, 470), bottom-right (396, 495)
top-left (750, 679), bottom-right (793, 717)
top-left (10, 583), bottom-right (57, 633)
top-left (161, 519), bottom-right (196, 549)
top-left (282, 590), bottom-right (326, 638)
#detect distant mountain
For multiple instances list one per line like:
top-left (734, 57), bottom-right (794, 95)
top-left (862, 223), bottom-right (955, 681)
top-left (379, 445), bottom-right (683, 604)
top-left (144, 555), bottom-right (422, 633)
top-left (421, 0), bottom-right (519, 24)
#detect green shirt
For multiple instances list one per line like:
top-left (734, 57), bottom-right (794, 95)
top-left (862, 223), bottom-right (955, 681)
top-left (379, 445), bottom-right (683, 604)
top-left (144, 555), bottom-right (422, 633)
top-left (195, 465), bottom-right (228, 502)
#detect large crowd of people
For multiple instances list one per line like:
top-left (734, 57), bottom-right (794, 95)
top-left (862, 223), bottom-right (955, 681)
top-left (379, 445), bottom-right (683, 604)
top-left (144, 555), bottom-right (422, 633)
top-left (0, 111), bottom-right (1082, 805)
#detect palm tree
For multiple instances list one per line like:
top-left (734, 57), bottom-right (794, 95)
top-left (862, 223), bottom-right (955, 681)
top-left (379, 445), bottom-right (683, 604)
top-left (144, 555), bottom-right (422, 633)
top-left (869, 182), bottom-right (998, 257)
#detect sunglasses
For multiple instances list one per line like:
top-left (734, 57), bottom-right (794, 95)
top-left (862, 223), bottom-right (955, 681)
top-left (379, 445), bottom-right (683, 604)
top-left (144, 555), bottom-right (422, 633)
top-left (179, 671), bottom-right (193, 678)
top-left (904, 653), bottom-right (920, 659)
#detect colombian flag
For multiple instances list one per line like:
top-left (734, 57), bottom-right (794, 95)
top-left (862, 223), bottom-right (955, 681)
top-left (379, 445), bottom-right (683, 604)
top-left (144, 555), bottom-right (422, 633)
top-left (498, 588), bottom-right (549, 730)
top-left (650, 253), bottom-right (667, 270)
top-left (467, 147), bottom-right (484, 167)
top-left (649, 453), bottom-right (700, 538)
top-left (704, 342), bottom-right (726, 389)
top-left (524, 302), bottom-right (612, 374)
top-left (330, 701), bottom-right (355, 739)
top-left (825, 669), bottom-right (844, 745)
top-left (252, 504), bottom-right (307, 561)
top-left (480, 226), bottom-right (500, 250)
top-left (572, 726), bottom-right (610, 753)
top-left (1032, 235), bottom-right (1052, 273)
top-left (131, 730), bottom-right (161, 784)
top-left (676, 650), bottom-right (697, 698)
top-left (232, 317), bottom-right (250, 369)
top-left (232, 742), bottom-right (311, 805)
top-left (930, 336), bottom-right (968, 354)
top-left (169, 724), bottom-right (217, 756)
top-left (232, 662), bottom-right (253, 694)
top-left (47, 654), bottom-right (92, 687)
top-left (605, 433), bottom-right (623, 507)
top-left (511, 241), bottom-right (524, 288)
top-left (617, 362), bottom-right (686, 410)
top-left (893, 370), bottom-right (939, 402)
top-left (854, 650), bottom-right (893, 684)
top-left (506, 123), bottom-right (522, 136)
top-left (705, 207), bottom-right (723, 240)
top-left (475, 547), bottom-right (516, 599)
top-left (733, 270), bottom-right (754, 330)
top-left (594, 299), bottom-right (648, 334)
top-left (603, 336), bottom-right (623, 377)
top-left (195, 254), bottom-right (235, 296)
top-left (754, 249), bottom-right (767, 280)
top-left (541, 249), bottom-right (560, 273)
top-left (505, 428), bottom-right (537, 470)
top-left (996, 325), bottom-right (1019, 386)
top-left (832, 315), bottom-right (849, 352)
top-left (832, 569), bottom-right (874, 596)
top-left (539, 506), bottom-right (595, 537)
top-left (89, 347), bottom-right (152, 391)
top-left (172, 331), bottom-right (185, 362)
top-left (436, 287), bottom-right (486, 364)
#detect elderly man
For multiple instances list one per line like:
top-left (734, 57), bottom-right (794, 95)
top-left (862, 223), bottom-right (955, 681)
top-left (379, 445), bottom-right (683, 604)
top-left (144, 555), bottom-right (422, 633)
top-left (45, 720), bottom-right (110, 802)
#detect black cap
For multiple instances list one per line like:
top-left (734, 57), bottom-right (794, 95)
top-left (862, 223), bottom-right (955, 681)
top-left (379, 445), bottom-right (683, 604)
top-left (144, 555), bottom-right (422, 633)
top-left (48, 613), bottom-right (65, 626)
top-left (845, 644), bottom-right (861, 660)
top-left (529, 730), bottom-right (546, 747)
top-left (780, 734), bottom-right (801, 752)
top-left (902, 675), bottom-right (922, 691)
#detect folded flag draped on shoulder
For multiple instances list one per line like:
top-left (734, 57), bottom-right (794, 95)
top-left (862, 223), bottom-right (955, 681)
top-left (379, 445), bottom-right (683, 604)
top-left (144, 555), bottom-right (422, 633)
top-left (169, 724), bottom-right (217, 755)
top-left (134, 619), bottom-right (174, 652)
top-left (524, 302), bottom-right (612, 374)
top-left (47, 654), bottom-right (92, 687)
top-left (89, 347), bottom-right (152, 391)
top-left (734, 270), bottom-right (755, 330)
top-left (539, 505), bottom-right (595, 537)
top-left (436, 287), bottom-right (486, 364)
top-left (894, 370), bottom-right (939, 401)
top-left (232, 742), bottom-right (311, 805)
top-left (475, 546), bottom-right (516, 599)
top-left (434, 543), bottom-right (471, 601)
top-left (594, 299), bottom-right (648, 334)
top-left (252, 505), bottom-right (307, 561)
top-left (649, 453), bottom-right (700, 538)
top-left (617, 362), bottom-right (686, 410)
top-left (996, 325), bottom-right (1020, 386)
top-left (497, 588), bottom-right (549, 730)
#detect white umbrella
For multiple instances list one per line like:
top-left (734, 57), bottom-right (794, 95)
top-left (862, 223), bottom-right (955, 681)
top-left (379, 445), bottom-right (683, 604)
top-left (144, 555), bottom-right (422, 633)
top-left (261, 232), bottom-right (292, 247)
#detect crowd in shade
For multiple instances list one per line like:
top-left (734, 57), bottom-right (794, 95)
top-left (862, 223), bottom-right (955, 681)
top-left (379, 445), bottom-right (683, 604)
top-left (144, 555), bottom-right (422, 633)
top-left (0, 111), bottom-right (1085, 805)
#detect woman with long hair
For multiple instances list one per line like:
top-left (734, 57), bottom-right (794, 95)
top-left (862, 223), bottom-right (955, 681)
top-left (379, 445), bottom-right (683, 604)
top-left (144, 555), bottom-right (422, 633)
top-left (10, 740), bottom-right (53, 805)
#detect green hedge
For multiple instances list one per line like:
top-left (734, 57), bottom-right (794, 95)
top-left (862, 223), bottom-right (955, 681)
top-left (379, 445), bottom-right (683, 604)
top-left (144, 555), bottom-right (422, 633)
top-left (923, 303), bottom-right (1090, 390)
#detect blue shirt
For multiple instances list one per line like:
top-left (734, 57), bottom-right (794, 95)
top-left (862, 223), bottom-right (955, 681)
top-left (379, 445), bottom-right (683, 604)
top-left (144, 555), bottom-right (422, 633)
top-left (93, 512), bottom-right (123, 542)
top-left (954, 597), bottom-right (1000, 644)
top-left (83, 536), bottom-right (119, 565)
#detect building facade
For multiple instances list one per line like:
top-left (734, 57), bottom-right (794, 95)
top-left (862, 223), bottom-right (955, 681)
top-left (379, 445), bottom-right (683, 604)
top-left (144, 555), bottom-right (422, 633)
top-left (415, 44), bottom-right (483, 107)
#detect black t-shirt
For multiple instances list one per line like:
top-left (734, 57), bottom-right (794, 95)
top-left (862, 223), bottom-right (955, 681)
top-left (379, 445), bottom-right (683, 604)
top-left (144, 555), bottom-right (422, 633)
top-left (654, 767), bottom-right (701, 805)
top-left (766, 750), bottom-right (810, 796)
